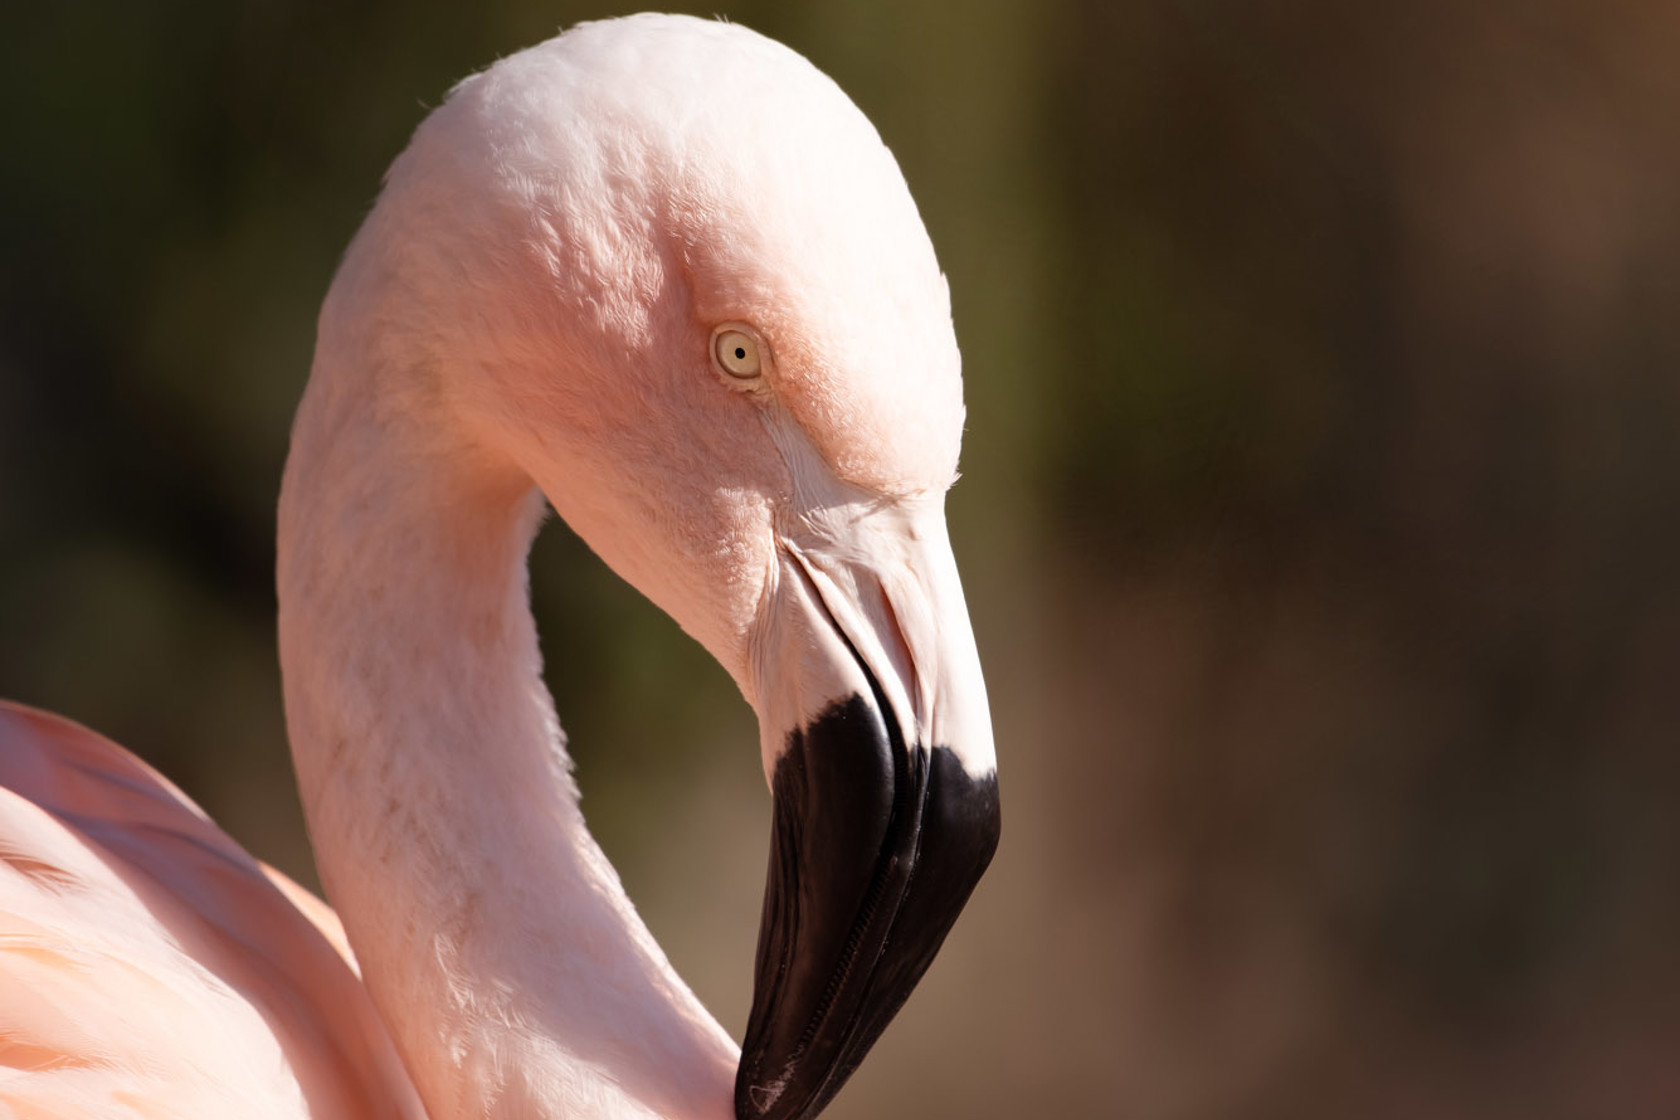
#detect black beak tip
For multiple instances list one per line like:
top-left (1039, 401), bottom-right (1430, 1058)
top-left (735, 695), bottom-right (1000, 1120)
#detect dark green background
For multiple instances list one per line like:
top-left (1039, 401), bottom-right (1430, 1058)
top-left (4, 1), bottom-right (1679, 1116)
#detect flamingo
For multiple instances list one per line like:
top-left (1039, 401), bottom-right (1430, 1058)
top-left (0, 13), bottom-right (999, 1120)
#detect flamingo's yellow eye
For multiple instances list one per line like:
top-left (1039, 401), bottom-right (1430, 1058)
top-left (712, 325), bottom-right (765, 383)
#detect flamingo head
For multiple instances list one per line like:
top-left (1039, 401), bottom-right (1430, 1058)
top-left (334, 15), bottom-right (1000, 1119)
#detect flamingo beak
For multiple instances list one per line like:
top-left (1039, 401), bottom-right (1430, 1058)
top-left (737, 497), bottom-right (1000, 1120)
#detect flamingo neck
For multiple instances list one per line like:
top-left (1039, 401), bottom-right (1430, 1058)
top-left (276, 356), bottom-right (737, 1120)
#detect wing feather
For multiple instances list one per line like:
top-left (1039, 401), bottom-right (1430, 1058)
top-left (0, 701), bottom-right (425, 1119)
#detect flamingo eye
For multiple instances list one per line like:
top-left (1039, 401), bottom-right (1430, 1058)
top-left (712, 325), bottom-right (765, 383)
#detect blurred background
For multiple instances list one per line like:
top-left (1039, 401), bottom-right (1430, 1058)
top-left (4, 1), bottom-right (1680, 1116)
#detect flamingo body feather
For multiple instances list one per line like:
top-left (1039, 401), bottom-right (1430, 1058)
top-left (0, 701), bottom-right (422, 1118)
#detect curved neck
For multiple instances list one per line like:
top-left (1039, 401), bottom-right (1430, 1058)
top-left (277, 349), bottom-right (736, 1120)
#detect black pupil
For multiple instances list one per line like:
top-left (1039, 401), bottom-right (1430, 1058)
top-left (734, 347), bottom-right (747, 361)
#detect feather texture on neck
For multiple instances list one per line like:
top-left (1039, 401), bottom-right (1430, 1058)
top-left (277, 302), bottom-right (737, 1120)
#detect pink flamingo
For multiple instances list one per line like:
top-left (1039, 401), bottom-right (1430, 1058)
top-left (0, 14), bottom-right (999, 1120)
